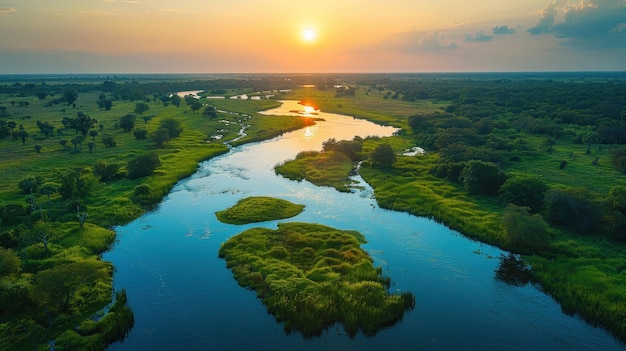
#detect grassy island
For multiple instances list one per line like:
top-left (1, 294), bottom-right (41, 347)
top-left (218, 222), bottom-right (415, 337)
top-left (215, 196), bottom-right (305, 224)
top-left (275, 150), bottom-right (356, 192)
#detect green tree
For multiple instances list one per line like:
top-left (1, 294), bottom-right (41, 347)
top-left (127, 153), bottom-right (161, 179)
top-left (36, 120), bottom-right (55, 139)
top-left (502, 204), bottom-right (551, 253)
top-left (546, 188), bottom-right (603, 234)
top-left (18, 130), bottom-right (29, 145)
top-left (119, 114), bottom-right (136, 132)
top-left (190, 101), bottom-right (203, 113)
top-left (34, 144), bottom-right (42, 154)
top-left (151, 128), bottom-right (171, 147)
top-left (59, 139), bottom-right (68, 151)
top-left (30, 261), bottom-right (109, 313)
top-left (66, 112), bottom-right (97, 137)
top-left (63, 89), bottom-right (79, 106)
top-left (58, 168), bottom-right (95, 199)
top-left (499, 173), bottom-right (548, 213)
top-left (369, 144), bottom-right (396, 169)
top-left (170, 94), bottom-right (181, 107)
top-left (39, 183), bottom-right (58, 219)
top-left (102, 134), bottom-right (116, 148)
top-left (133, 129), bottom-right (148, 140)
top-left (459, 160), bottom-right (506, 196)
top-left (93, 160), bottom-right (121, 182)
top-left (0, 247), bottom-right (21, 275)
top-left (203, 105), bottom-right (218, 118)
top-left (134, 102), bottom-right (150, 114)
top-left (160, 119), bottom-right (183, 138)
top-left (18, 176), bottom-right (43, 195)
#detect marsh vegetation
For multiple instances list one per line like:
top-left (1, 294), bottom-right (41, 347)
top-left (216, 196), bottom-right (305, 224)
top-left (218, 222), bottom-right (415, 337)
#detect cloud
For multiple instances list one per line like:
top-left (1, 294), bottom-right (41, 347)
top-left (366, 31), bottom-right (458, 53)
top-left (465, 30), bottom-right (494, 42)
top-left (0, 7), bottom-right (17, 15)
top-left (493, 25), bottom-right (515, 35)
top-left (528, 0), bottom-right (626, 48)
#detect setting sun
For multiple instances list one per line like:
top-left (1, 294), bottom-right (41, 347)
top-left (302, 28), bottom-right (317, 43)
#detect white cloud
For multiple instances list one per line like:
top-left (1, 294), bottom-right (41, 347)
top-left (528, 0), bottom-right (626, 48)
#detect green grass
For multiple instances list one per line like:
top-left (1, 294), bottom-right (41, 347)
top-left (218, 222), bottom-right (415, 337)
top-left (275, 150), bottom-right (356, 192)
top-left (215, 196), bottom-right (305, 224)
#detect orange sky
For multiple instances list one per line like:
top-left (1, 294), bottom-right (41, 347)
top-left (1, 0), bottom-right (625, 73)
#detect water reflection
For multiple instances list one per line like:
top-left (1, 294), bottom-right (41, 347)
top-left (494, 254), bottom-right (533, 287)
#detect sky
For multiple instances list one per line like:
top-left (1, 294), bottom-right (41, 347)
top-left (0, 0), bottom-right (625, 74)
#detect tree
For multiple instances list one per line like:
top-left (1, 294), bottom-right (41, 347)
top-left (40, 183), bottom-right (58, 219)
top-left (133, 129), bottom-right (148, 140)
top-left (151, 128), bottom-right (171, 148)
top-left (127, 153), bottom-right (161, 179)
top-left (0, 247), bottom-right (21, 275)
top-left (134, 102), bottom-right (150, 114)
top-left (93, 160), bottom-right (121, 182)
top-left (64, 113), bottom-right (97, 137)
top-left (58, 168), bottom-right (95, 199)
top-left (34, 144), bottom-right (42, 154)
top-left (28, 221), bottom-right (56, 257)
top-left (369, 144), bottom-right (396, 169)
top-left (203, 105), bottom-right (218, 118)
top-left (499, 173), bottom-right (548, 213)
top-left (18, 176), bottom-right (43, 195)
top-left (160, 119), bottom-right (183, 138)
top-left (170, 94), bottom-right (181, 107)
top-left (502, 204), bottom-right (551, 254)
top-left (119, 114), bottom-right (136, 132)
top-left (63, 89), bottom-right (78, 106)
top-left (59, 139), bottom-right (68, 151)
top-left (102, 135), bottom-right (117, 148)
top-left (190, 101), bottom-right (203, 113)
top-left (459, 160), bottom-right (506, 196)
top-left (18, 130), bottom-right (29, 145)
top-left (545, 188), bottom-right (603, 234)
top-left (30, 261), bottom-right (109, 313)
top-left (89, 130), bottom-right (98, 153)
top-left (36, 121), bottom-right (55, 139)
top-left (581, 131), bottom-right (600, 155)
top-left (7, 121), bottom-right (17, 137)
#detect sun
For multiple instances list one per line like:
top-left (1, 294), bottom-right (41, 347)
top-left (301, 28), bottom-right (317, 43)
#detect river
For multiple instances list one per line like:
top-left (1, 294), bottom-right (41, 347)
top-left (104, 101), bottom-right (624, 350)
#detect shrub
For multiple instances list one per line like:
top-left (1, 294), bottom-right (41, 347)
top-left (127, 153), bottom-right (161, 179)
top-left (502, 204), bottom-right (551, 254)
top-left (499, 173), bottom-right (548, 213)
top-left (133, 129), bottom-right (148, 140)
top-left (160, 119), bottom-right (183, 138)
top-left (102, 135), bottom-right (116, 148)
top-left (93, 161), bottom-right (121, 182)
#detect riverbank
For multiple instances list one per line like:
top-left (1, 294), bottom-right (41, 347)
top-left (0, 92), bottom-right (311, 350)
top-left (280, 86), bottom-right (626, 343)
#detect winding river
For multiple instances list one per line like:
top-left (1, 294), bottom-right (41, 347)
top-left (104, 101), bottom-right (624, 350)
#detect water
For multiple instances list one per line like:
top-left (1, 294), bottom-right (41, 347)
top-left (104, 101), bottom-right (624, 350)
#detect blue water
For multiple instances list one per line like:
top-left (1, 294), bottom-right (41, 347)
top-left (104, 101), bottom-right (624, 350)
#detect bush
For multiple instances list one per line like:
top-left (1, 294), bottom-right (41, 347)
top-left (502, 204), bottom-right (551, 254)
top-left (93, 161), bottom-right (121, 182)
top-left (459, 160), bottom-right (506, 196)
top-left (133, 129), bottom-right (148, 140)
top-left (102, 135), bottom-right (116, 148)
top-left (160, 119), bottom-right (183, 138)
top-left (499, 173), bottom-right (548, 213)
top-left (127, 153), bottom-right (161, 179)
